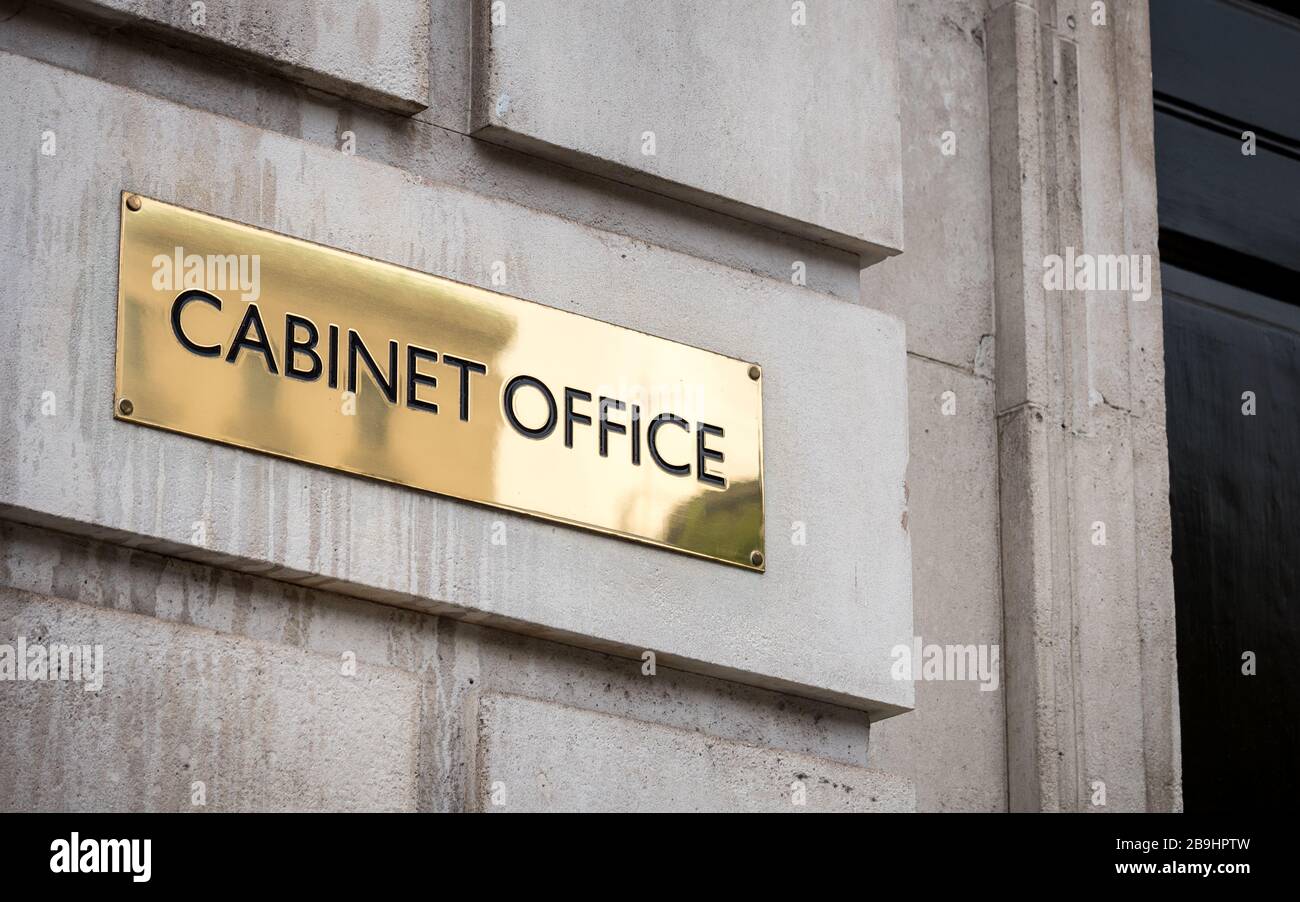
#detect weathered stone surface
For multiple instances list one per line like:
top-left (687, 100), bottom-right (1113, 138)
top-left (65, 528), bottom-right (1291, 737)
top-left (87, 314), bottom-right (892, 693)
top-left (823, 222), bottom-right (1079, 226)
top-left (471, 0), bottom-right (903, 257)
top-left (985, 0), bottom-right (1179, 811)
top-left (0, 587), bottom-right (420, 811)
top-left (471, 692), bottom-right (914, 812)
top-left (0, 1), bottom-right (864, 303)
top-left (868, 359), bottom-right (1005, 811)
top-left (49, 0), bottom-right (431, 113)
top-left (862, 0), bottom-right (995, 373)
top-left (0, 521), bottom-right (879, 811)
top-left (0, 0), bottom-right (1182, 815)
top-left (0, 51), bottom-right (913, 715)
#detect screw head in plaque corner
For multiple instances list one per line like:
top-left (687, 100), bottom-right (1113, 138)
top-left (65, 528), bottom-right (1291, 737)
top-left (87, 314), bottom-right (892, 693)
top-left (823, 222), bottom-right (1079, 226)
top-left (118, 398), bottom-right (134, 416)
top-left (125, 194), bottom-right (142, 212)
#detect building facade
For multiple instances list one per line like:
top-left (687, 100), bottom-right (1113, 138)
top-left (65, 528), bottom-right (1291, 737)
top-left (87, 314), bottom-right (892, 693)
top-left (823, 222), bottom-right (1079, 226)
top-left (0, 0), bottom-right (1182, 812)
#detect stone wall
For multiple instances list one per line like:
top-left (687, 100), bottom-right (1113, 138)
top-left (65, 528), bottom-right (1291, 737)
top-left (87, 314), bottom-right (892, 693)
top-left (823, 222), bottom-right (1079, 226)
top-left (0, 0), bottom-right (1178, 811)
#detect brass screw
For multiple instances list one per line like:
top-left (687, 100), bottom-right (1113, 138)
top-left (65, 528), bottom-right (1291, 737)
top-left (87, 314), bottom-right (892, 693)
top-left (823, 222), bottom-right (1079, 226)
top-left (749, 550), bottom-right (764, 567)
top-left (118, 399), bottom-right (134, 416)
top-left (748, 365), bottom-right (761, 380)
top-left (125, 195), bottom-right (142, 212)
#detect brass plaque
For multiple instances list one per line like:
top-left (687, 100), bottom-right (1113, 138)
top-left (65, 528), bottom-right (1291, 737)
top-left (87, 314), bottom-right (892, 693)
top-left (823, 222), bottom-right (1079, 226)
top-left (114, 194), bottom-right (765, 570)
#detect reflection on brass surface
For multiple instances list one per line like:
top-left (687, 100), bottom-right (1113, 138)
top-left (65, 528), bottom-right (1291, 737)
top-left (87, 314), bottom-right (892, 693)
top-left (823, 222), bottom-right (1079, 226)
top-left (114, 194), bottom-right (765, 570)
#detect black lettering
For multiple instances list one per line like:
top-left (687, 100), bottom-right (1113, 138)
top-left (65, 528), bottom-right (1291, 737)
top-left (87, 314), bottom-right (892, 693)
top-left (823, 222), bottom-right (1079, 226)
top-left (599, 397), bottom-right (626, 458)
top-left (347, 330), bottom-right (398, 404)
top-left (225, 303), bottom-right (278, 374)
top-left (631, 404), bottom-right (642, 466)
top-left (564, 388), bottom-right (593, 448)
top-left (285, 314), bottom-right (322, 381)
top-left (171, 290), bottom-right (222, 357)
top-left (504, 375), bottom-right (557, 440)
top-left (648, 413), bottom-right (690, 476)
top-left (696, 422), bottom-right (726, 487)
top-left (407, 345), bottom-right (439, 414)
top-left (327, 324), bottom-right (340, 389)
top-left (442, 354), bottom-right (487, 421)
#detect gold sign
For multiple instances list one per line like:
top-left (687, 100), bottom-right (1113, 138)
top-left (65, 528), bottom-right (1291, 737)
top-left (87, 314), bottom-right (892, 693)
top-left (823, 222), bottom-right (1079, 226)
top-left (114, 194), bottom-right (765, 570)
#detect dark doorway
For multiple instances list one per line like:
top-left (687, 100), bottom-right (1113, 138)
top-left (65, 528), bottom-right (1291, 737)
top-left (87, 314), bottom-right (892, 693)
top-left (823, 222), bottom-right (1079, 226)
top-left (1152, 0), bottom-right (1300, 811)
